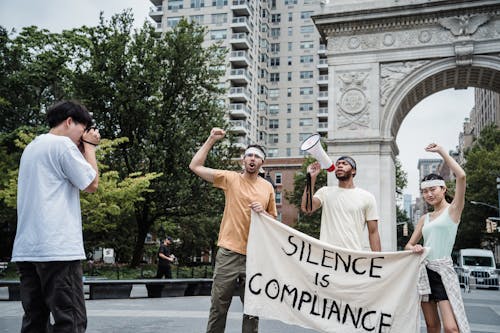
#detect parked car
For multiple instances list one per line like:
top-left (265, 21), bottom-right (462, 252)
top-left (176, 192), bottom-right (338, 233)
top-left (456, 248), bottom-right (499, 290)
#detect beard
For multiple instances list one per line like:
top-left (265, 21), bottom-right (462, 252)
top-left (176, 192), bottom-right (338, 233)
top-left (335, 169), bottom-right (353, 181)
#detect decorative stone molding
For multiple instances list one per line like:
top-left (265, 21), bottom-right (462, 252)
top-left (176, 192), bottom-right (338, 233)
top-left (380, 60), bottom-right (431, 106)
top-left (438, 14), bottom-right (491, 36)
top-left (454, 40), bottom-right (475, 66)
top-left (336, 71), bottom-right (370, 129)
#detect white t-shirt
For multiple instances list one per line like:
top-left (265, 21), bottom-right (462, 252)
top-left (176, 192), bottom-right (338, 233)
top-left (314, 186), bottom-right (379, 251)
top-left (11, 133), bottom-right (96, 262)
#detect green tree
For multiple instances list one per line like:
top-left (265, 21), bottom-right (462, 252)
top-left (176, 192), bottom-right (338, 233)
top-left (69, 13), bottom-right (231, 266)
top-left (456, 124), bottom-right (500, 250)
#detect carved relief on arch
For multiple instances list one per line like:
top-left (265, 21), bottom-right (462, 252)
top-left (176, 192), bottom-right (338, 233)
top-left (380, 60), bottom-right (431, 106)
top-left (336, 71), bottom-right (370, 129)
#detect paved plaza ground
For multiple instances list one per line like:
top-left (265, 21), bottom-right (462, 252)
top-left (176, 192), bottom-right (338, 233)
top-left (1, 286), bottom-right (499, 332)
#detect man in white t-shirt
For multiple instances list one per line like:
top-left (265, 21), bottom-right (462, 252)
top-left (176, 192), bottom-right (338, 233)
top-left (301, 156), bottom-right (381, 251)
top-left (11, 100), bottom-right (101, 332)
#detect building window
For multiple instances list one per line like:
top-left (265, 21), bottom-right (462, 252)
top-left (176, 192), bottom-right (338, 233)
top-left (269, 119), bottom-right (279, 129)
top-left (299, 133), bottom-right (312, 141)
top-left (287, 118), bottom-right (292, 128)
top-left (168, 0), bottom-right (184, 10)
top-left (191, 0), bottom-right (205, 8)
top-left (285, 0), bottom-right (298, 4)
top-left (286, 133), bottom-right (291, 143)
top-left (270, 43), bottom-right (280, 53)
top-left (300, 71), bottom-right (313, 79)
top-left (190, 15), bottom-right (204, 24)
top-left (270, 57), bottom-right (280, 67)
top-left (288, 27), bottom-right (293, 36)
top-left (270, 28), bottom-right (281, 37)
top-left (287, 104), bottom-right (292, 113)
top-left (269, 104), bottom-right (280, 115)
top-left (270, 73), bottom-right (280, 82)
top-left (211, 13), bottom-right (227, 24)
top-left (269, 89), bottom-right (279, 98)
top-left (300, 87), bottom-right (314, 95)
top-left (288, 42), bottom-right (292, 51)
top-left (275, 172), bottom-right (282, 185)
top-left (288, 12), bottom-right (293, 22)
top-left (288, 72), bottom-right (292, 81)
top-left (287, 88), bottom-right (292, 97)
top-left (210, 29), bottom-right (227, 40)
top-left (299, 118), bottom-right (313, 126)
top-left (167, 17), bottom-right (182, 28)
top-left (301, 11), bottom-right (313, 19)
top-left (269, 134), bottom-right (279, 144)
top-left (300, 55), bottom-right (314, 63)
top-left (288, 56), bottom-right (292, 66)
top-left (300, 103), bottom-right (313, 111)
top-left (268, 148), bottom-right (278, 157)
top-left (300, 25), bottom-right (314, 34)
top-left (276, 191), bottom-right (282, 204)
top-left (271, 14), bottom-right (281, 23)
top-left (300, 41), bottom-right (314, 49)
top-left (212, 0), bottom-right (227, 6)
top-left (286, 148), bottom-right (291, 156)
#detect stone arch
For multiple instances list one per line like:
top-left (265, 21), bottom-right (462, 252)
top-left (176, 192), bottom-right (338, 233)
top-left (382, 56), bottom-right (500, 139)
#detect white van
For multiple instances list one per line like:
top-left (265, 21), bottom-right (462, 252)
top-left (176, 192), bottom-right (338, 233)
top-left (457, 248), bottom-right (498, 289)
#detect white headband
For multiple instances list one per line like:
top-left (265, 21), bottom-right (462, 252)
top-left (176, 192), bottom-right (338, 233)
top-left (244, 147), bottom-right (265, 160)
top-left (420, 179), bottom-right (446, 189)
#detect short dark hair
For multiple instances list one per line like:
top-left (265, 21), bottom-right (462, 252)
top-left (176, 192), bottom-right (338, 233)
top-left (246, 144), bottom-right (266, 159)
top-left (421, 173), bottom-right (444, 182)
top-left (46, 100), bottom-right (93, 129)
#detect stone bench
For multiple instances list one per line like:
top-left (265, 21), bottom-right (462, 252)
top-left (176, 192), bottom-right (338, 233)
top-left (0, 278), bottom-right (214, 301)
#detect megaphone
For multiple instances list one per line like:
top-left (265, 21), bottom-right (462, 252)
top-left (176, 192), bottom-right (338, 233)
top-left (300, 134), bottom-right (335, 172)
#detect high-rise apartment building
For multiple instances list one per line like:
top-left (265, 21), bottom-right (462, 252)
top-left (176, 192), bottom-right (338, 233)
top-left (149, 0), bottom-right (328, 225)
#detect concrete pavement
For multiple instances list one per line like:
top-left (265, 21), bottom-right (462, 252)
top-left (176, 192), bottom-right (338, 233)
top-left (1, 286), bottom-right (499, 332)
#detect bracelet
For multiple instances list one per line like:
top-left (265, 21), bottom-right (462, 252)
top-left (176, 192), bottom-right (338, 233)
top-left (82, 139), bottom-right (99, 147)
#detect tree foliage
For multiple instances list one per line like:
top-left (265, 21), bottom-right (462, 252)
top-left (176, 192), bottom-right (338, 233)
top-left (455, 124), bottom-right (500, 250)
top-left (0, 12), bottom-right (233, 265)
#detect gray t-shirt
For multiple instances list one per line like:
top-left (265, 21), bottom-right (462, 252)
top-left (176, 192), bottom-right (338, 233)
top-left (11, 133), bottom-right (96, 262)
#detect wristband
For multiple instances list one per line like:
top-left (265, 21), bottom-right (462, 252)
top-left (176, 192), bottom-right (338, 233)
top-left (82, 139), bottom-right (98, 147)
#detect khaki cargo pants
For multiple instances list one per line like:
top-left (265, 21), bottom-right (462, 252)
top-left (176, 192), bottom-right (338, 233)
top-left (206, 247), bottom-right (258, 333)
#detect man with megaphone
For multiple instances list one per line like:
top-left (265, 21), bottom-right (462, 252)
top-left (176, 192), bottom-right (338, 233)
top-left (300, 145), bottom-right (381, 252)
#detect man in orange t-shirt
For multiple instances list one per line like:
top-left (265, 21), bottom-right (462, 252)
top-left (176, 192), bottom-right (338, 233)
top-left (190, 127), bottom-right (277, 333)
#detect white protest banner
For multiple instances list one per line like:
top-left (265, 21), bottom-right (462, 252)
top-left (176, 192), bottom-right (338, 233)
top-left (245, 211), bottom-right (427, 333)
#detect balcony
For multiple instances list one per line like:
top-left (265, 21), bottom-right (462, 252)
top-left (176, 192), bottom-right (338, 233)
top-left (231, 0), bottom-right (251, 16)
top-left (232, 136), bottom-right (248, 149)
top-left (228, 87), bottom-right (250, 102)
top-left (155, 22), bottom-right (163, 32)
top-left (318, 107), bottom-right (328, 118)
top-left (229, 120), bottom-right (249, 135)
top-left (231, 17), bottom-right (252, 33)
top-left (231, 33), bottom-right (251, 49)
top-left (229, 103), bottom-right (250, 119)
top-left (318, 44), bottom-right (326, 55)
top-left (317, 122), bottom-right (328, 132)
top-left (229, 69), bottom-right (252, 84)
top-left (317, 74), bottom-right (328, 86)
top-left (229, 50), bottom-right (251, 67)
top-left (150, 0), bottom-right (162, 5)
top-left (317, 91), bottom-right (328, 101)
top-left (149, 6), bottom-right (163, 22)
top-left (317, 59), bottom-right (328, 69)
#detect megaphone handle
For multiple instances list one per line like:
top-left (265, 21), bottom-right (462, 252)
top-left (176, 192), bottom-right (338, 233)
top-left (306, 173), bottom-right (312, 211)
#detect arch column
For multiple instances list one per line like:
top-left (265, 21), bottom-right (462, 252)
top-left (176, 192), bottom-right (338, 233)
top-left (326, 61), bottom-right (398, 251)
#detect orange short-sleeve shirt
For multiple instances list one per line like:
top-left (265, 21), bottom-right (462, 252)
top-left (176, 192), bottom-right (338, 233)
top-left (213, 170), bottom-right (277, 255)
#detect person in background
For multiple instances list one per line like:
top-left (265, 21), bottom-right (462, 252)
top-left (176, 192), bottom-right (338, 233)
top-left (156, 237), bottom-right (175, 279)
top-left (405, 143), bottom-right (469, 333)
top-left (189, 127), bottom-right (277, 333)
top-left (301, 156), bottom-right (381, 251)
top-left (11, 100), bottom-right (100, 333)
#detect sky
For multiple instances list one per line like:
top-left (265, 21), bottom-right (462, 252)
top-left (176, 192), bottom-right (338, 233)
top-left (0, 0), bottom-right (474, 200)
